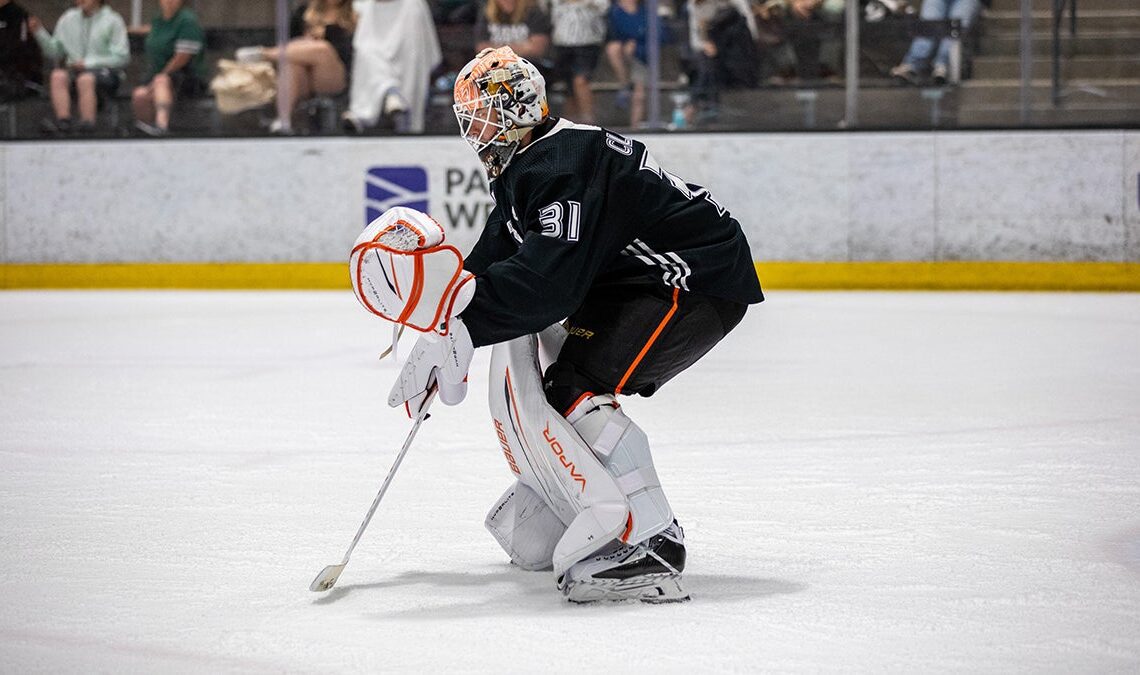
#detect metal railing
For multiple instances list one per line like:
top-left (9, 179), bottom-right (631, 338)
top-left (1052, 0), bottom-right (1079, 106)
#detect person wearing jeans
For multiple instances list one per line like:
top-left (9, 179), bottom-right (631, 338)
top-left (890, 0), bottom-right (981, 85)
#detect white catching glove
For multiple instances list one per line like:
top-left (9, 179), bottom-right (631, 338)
top-left (350, 206), bottom-right (475, 336)
top-left (388, 317), bottom-right (475, 416)
top-left (350, 207), bottom-right (480, 416)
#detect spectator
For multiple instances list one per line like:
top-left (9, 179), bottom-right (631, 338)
top-left (341, 0), bottom-right (440, 134)
top-left (238, 0), bottom-right (356, 134)
top-left (547, 0), bottom-right (609, 124)
top-left (891, 0), bottom-right (982, 85)
top-left (686, 0), bottom-right (758, 121)
top-left (605, 0), bottom-right (670, 128)
top-left (474, 0), bottom-right (551, 62)
top-left (131, 0), bottom-right (206, 137)
top-left (29, 0), bottom-right (129, 135)
top-left (0, 0), bottom-right (43, 102)
top-left (748, 0), bottom-right (796, 85)
top-left (783, 0), bottom-right (843, 82)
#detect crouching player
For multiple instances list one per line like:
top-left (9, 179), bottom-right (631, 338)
top-left (350, 46), bottom-right (763, 603)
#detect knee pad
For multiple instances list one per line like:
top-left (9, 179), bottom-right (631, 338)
top-left (484, 480), bottom-right (565, 571)
top-left (566, 394), bottom-right (674, 545)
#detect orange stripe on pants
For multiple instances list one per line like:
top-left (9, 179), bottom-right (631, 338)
top-left (614, 287), bottom-right (680, 396)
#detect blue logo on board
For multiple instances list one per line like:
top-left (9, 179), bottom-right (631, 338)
top-left (365, 167), bottom-right (429, 225)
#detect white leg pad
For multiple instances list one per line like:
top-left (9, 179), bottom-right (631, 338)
top-left (488, 335), bottom-right (631, 577)
top-left (567, 394), bottom-right (675, 545)
top-left (484, 480), bottom-right (565, 571)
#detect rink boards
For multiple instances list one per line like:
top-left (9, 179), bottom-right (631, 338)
top-left (1, 130), bottom-right (1138, 289)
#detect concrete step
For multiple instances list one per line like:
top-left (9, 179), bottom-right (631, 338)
top-left (544, 87), bottom-right (964, 132)
top-left (702, 87), bottom-right (961, 131)
top-left (987, 0), bottom-right (1139, 12)
top-left (979, 31), bottom-right (1140, 55)
top-left (957, 78), bottom-right (1140, 108)
top-left (983, 9), bottom-right (1140, 32)
top-left (971, 55), bottom-right (1140, 79)
top-left (958, 102), bottom-right (1140, 126)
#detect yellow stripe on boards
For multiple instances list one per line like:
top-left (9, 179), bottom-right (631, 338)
top-left (0, 263), bottom-right (348, 289)
top-left (1, 262), bottom-right (1138, 291)
top-left (756, 262), bottom-right (1140, 291)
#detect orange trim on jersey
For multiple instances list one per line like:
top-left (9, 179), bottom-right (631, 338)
top-left (614, 287), bottom-right (680, 395)
top-left (620, 512), bottom-right (634, 543)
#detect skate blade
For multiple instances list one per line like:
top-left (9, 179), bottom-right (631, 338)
top-left (563, 573), bottom-right (690, 604)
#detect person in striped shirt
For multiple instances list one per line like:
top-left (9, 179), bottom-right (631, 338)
top-left (131, 0), bottom-right (206, 136)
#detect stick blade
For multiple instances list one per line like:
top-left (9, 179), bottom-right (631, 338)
top-left (310, 564), bottom-right (346, 592)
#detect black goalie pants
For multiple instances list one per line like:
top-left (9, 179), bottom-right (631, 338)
top-left (542, 277), bottom-right (748, 415)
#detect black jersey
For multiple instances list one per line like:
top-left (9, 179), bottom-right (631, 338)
top-left (462, 118), bottom-right (763, 348)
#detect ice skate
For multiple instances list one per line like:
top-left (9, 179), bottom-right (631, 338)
top-left (558, 521), bottom-right (689, 604)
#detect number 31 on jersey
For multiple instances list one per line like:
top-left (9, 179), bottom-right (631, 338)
top-left (538, 200), bottom-right (582, 241)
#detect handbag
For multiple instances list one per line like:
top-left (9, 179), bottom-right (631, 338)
top-left (209, 59), bottom-right (277, 114)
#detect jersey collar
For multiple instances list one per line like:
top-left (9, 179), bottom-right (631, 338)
top-left (517, 116), bottom-right (601, 156)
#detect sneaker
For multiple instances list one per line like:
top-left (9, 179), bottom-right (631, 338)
top-left (134, 120), bottom-right (168, 137)
top-left (268, 118), bottom-right (293, 135)
top-left (40, 117), bottom-right (71, 136)
top-left (382, 92), bottom-right (408, 116)
top-left (558, 520), bottom-right (690, 604)
top-left (74, 120), bottom-right (96, 135)
top-left (235, 46), bottom-right (265, 64)
top-left (890, 63), bottom-right (920, 86)
top-left (340, 111), bottom-right (365, 135)
top-left (697, 104), bottom-right (720, 123)
top-left (931, 63), bottom-right (948, 86)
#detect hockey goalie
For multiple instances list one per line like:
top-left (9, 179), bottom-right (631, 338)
top-left (350, 46), bottom-right (763, 603)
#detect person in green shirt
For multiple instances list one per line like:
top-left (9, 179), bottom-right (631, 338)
top-left (130, 0), bottom-right (205, 136)
top-left (28, 0), bottom-right (129, 135)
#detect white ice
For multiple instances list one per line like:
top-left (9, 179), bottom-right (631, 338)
top-left (1, 290), bottom-right (1139, 673)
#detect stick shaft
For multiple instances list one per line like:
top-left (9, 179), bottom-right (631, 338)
top-left (337, 389), bottom-right (436, 567)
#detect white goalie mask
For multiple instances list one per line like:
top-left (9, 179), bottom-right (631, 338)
top-left (453, 46), bottom-right (549, 179)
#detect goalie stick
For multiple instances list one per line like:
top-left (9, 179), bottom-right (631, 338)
top-left (309, 386), bottom-right (437, 592)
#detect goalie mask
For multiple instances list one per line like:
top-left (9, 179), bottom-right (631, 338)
top-left (453, 46), bottom-right (549, 179)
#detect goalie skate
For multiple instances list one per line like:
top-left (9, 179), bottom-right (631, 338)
top-left (558, 521), bottom-right (690, 604)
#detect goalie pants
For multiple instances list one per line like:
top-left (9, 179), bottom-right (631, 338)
top-left (543, 277), bottom-right (748, 414)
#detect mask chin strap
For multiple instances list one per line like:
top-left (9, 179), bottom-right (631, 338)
top-left (481, 124), bottom-right (534, 178)
top-left (503, 127), bottom-right (529, 143)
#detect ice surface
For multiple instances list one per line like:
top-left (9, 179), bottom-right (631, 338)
top-left (1, 291), bottom-right (1138, 672)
